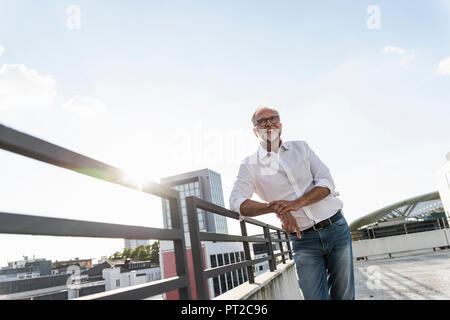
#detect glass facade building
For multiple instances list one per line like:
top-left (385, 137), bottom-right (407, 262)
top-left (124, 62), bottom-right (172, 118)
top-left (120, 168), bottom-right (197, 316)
top-left (160, 168), bottom-right (228, 234)
top-left (160, 168), bottom-right (247, 298)
top-left (124, 239), bottom-right (150, 250)
top-left (209, 251), bottom-right (248, 297)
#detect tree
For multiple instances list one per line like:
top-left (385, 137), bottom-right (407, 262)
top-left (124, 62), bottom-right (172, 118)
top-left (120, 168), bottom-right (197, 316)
top-left (132, 245), bottom-right (151, 261)
top-left (107, 241), bottom-right (159, 264)
top-left (150, 241), bottom-right (160, 264)
top-left (109, 251), bottom-right (123, 260)
top-left (122, 248), bottom-right (133, 259)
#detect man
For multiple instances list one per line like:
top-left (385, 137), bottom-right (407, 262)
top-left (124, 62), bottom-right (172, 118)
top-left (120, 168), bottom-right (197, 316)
top-left (229, 106), bottom-right (355, 300)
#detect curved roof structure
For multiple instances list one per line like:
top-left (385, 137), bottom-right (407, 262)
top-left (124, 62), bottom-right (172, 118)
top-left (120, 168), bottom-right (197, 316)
top-left (349, 191), bottom-right (444, 232)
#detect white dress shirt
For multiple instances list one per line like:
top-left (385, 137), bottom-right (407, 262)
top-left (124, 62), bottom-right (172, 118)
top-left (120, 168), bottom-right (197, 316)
top-left (229, 140), bottom-right (343, 231)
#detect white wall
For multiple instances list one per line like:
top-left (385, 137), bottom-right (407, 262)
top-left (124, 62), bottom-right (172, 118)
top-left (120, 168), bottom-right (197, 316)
top-left (436, 155), bottom-right (450, 222)
top-left (203, 241), bottom-right (246, 298)
top-left (352, 229), bottom-right (450, 258)
top-left (102, 267), bottom-right (161, 291)
top-left (253, 253), bottom-right (269, 276)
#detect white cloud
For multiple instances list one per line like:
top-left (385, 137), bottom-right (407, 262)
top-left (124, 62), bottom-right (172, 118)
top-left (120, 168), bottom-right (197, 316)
top-left (401, 50), bottom-right (415, 66)
top-left (436, 57), bottom-right (450, 75)
top-left (0, 64), bottom-right (56, 109)
top-left (381, 46), bottom-right (415, 66)
top-left (0, 46), bottom-right (4, 56)
top-left (381, 46), bottom-right (405, 55)
top-left (63, 94), bottom-right (107, 117)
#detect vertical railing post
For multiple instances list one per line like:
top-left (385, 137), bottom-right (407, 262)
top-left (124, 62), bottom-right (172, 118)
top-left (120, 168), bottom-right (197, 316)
top-left (186, 196), bottom-right (208, 300)
top-left (264, 225), bottom-right (276, 272)
top-left (169, 196), bottom-right (192, 300)
top-left (240, 220), bottom-right (255, 284)
top-left (285, 232), bottom-right (293, 260)
top-left (277, 230), bottom-right (286, 264)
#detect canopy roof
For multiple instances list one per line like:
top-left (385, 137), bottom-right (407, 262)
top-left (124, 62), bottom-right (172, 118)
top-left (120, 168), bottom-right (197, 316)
top-left (349, 191), bottom-right (443, 231)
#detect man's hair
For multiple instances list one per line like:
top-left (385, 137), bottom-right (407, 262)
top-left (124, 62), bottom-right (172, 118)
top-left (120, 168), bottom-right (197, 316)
top-left (251, 105), bottom-right (280, 126)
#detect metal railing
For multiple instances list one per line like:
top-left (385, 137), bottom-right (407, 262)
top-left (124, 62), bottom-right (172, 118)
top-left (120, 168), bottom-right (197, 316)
top-left (351, 217), bottom-right (450, 242)
top-left (0, 123), bottom-right (294, 300)
top-left (0, 123), bottom-right (191, 300)
top-left (186, 196), bottom-right (293, 300)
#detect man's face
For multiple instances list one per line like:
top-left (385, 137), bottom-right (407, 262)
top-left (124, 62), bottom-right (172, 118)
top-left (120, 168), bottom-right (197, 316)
top-left (252, 109), bottom-right (282, 144)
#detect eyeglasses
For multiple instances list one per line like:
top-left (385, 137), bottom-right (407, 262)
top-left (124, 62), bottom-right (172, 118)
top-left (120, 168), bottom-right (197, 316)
top-left (254, 115), bottom-right (280, 127)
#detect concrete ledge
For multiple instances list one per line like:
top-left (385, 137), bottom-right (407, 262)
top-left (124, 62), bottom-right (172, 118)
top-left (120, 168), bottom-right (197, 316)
top-left (214, 260), bottom-right (303, 300)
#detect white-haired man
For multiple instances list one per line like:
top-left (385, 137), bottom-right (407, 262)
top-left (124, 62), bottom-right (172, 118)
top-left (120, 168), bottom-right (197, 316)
top-left (229, 106), bottom-right (355, 300)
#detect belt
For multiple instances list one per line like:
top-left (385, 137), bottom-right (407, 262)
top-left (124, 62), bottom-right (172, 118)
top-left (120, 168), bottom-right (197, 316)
top-left (291, 210), bottom-right (343, 236)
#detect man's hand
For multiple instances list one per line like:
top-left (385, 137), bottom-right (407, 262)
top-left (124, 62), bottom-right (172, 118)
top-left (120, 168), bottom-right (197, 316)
top-left (267, 199), bottom-right (303, 216)
top-left (267, 200), bottom-right (302, 238)
top-left (278, 211), bottom-right (301, 239)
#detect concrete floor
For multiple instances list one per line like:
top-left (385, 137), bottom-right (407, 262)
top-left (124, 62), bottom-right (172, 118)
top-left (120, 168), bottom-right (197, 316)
top-left (152, 249), bottom-right (450, 300)
top-left (354, 249), bottom-right (450, 300)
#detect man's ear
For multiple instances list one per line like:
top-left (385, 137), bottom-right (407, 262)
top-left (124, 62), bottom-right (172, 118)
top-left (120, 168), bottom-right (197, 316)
top-left (252, 127), bottom-right (258, 138)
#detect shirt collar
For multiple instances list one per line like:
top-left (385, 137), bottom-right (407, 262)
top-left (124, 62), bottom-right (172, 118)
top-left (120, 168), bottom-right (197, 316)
top-left (281, 141), bottom-right (290, 151)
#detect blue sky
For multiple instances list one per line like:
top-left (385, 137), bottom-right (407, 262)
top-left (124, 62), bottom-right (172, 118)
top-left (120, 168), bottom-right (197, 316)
top-left (0, 1), bottom-right (449, 267)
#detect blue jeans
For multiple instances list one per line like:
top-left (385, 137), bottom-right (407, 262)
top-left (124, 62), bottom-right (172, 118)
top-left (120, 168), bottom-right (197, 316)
top-left (288, 214), bottom-right (355, 300)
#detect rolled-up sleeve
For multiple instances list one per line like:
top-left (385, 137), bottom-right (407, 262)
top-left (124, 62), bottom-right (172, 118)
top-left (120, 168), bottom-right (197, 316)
top-left (229, 163), bottom-right (255, 219)
top-left (304, 142), bottom-right (339, 197)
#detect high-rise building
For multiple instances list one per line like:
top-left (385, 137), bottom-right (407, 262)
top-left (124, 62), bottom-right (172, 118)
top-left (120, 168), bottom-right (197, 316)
top-left (160, 168), bottom-right (228, 234)
top-left (124, 239), bottom-right (150, 250)
top-left (159, 168), bottom-right (246, 299)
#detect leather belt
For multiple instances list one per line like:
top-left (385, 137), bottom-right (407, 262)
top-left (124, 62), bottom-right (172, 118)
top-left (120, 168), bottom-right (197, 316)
top-left (291, 210), bottom-right (343, 236)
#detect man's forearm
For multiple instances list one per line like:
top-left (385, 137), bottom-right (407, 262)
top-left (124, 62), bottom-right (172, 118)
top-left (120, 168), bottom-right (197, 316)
top-left (240, 186), bottom-right (330, 217)
top-left (296, 186), bottom-right (330, 207)
top-left (240, 199), bottom-right (274, 217)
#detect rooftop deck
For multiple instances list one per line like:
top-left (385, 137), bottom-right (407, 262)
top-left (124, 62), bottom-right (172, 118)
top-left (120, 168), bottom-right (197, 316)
top-left (354, 249), bottom-right (450, 300)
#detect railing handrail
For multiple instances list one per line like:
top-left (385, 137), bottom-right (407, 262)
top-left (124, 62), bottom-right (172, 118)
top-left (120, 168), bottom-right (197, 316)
top-left (0, 211), bottom-right (183, 240)
top-left (0, 123), bottom-right (178, 199)
top-left (0, 123), bottom-right (191, 300)
top-left (185, 196), bottom-right (293, 300)
top-left (192, 196), bottom-right (287, 232)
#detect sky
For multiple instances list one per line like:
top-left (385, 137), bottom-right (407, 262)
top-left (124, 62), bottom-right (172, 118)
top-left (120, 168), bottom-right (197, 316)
top-left (0, 0), bottom-right (449, 268)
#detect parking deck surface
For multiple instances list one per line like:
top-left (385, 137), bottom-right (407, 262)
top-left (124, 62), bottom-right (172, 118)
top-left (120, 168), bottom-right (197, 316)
top-left (354, 249), bottom-right (450, 300)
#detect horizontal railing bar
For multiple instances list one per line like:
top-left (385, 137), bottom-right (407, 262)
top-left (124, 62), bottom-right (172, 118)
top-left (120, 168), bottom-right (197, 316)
top-left (189, 197), bottom-right (289, 232)
top-left (203, 256), bottom-right (271, 279)
top-left (242, 217), bottom-right (268, 227)
top-left (198, 232), bottom-right (268, 243)
top-left (0, 123), bottom-right (178, 200)
top-left (266, 225), bottom-right (287, 233)
top-left (269, 238), bottom-right (291, 243)
top-left (243, 216), bottom-right (289, 230)
top-left (274, 251), bottom-right (292, 258)
top-left (75, 276), bottom-right (187, 300)
top-left (253, 233), bottom-right (290, 243)
top-left (190, 197), bottom-right (240, 220)
top-left (141, 182), bottom-right (179, 200)
top-left (0, 212), bottom-right (183, 240)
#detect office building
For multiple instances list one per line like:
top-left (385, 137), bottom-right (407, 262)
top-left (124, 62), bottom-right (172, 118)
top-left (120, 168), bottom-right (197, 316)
top-left (160, 168), bottom-right (228, 234)
top-left (159, 169), bottom-right (245, 299)
top-left (124, 239), bottom-right (150, 250)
